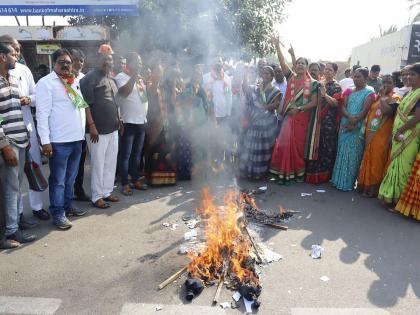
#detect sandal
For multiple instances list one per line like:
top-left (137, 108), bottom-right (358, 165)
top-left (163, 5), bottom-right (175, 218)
top-left (92, 199), bottom-right (110, 209)
top-left (132, 180), bottom-right (148, 191)
top-left (121, 185), bottom-right (133, 196)
top-left (104, 195), bottom-right (120, 202)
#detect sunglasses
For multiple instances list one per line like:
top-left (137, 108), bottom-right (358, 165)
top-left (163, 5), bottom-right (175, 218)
top-left (56, 60), bottom-right (72, 66)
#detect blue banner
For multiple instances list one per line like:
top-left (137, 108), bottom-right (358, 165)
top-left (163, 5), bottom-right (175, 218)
top-left (0, 5), bottom-right (138, 16)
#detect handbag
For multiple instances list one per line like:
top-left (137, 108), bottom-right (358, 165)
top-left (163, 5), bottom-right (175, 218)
top-left (24, 151), bottom-right (48, 192)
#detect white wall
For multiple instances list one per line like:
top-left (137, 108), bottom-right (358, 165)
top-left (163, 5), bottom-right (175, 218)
top-left (350, 25), bottom-right (412, 74)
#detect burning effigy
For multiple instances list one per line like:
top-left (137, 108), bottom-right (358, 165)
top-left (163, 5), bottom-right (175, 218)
top-left (158, 187), bottom-right (288, 311)
top-left (186, 188), bottom-right (261, 307)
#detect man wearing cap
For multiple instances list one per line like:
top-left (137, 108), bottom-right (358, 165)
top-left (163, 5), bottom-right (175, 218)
top-left (80, 44), bottom-right (120, 209)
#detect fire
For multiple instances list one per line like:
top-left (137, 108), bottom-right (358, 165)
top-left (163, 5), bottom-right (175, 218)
top-left (187, 188), bottom-right (259, 288)
top-left (239, 193), bottom-right (259, 212)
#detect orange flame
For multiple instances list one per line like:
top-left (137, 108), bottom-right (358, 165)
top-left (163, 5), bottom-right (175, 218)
top-left (187, 188), bottom-right (258, 286)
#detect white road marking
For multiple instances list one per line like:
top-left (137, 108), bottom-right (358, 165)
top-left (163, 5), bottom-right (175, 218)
top-left (120, 303), bottom-right (227, 315)
top-left (291, 308), bottom-right (391, 315)
top-left (0, 296), bottom-right (62, 315)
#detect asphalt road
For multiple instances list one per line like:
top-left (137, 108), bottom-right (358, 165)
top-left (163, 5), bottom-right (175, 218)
top-left (1, 165), bottom-right (419, 315)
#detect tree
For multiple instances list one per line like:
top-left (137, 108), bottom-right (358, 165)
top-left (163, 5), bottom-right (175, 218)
top-left (68, 0), bottom-right (291, 61)
top-left (408, 0), bottom-right (420, 23)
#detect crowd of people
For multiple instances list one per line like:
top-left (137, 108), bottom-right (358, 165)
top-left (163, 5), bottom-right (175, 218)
top-left (0, 34), bottom-right (419, 250)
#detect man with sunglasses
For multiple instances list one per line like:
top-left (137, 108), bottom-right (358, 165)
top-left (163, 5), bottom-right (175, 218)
top-left (36, 49), bottom-right (87, 230)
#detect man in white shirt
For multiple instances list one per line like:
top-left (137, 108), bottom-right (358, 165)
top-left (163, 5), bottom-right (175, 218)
top-left (203, 58), bottom-right (232, 163)
top-left (0, 35), bottom-right (48, 225)
top-left (69, 48), bottom-right (90, 202)
top-left (339, 67), bottom-right (354, 91)
top-left (36, 49), bottom-right (87, 230)
top-left (114, 52), bottom-right (148, 195)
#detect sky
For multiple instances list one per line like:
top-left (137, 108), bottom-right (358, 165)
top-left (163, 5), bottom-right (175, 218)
top-left (0, 0), bottom-right (415, 62)
top-left (279, 0), bottom-right (412, 61)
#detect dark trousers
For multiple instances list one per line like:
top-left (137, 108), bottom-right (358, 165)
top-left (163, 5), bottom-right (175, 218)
top-left (119, 123), bottom-right (146, 186)
top-left (0, 177), bottom-right (5, 242)
top-left (49, 141), bottom-right (82, 220)
top-left (74, 140), bottom-right (87, 195)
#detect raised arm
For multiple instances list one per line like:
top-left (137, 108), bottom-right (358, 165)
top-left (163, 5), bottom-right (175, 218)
top-left (271, 36), bottom-right (291, 76)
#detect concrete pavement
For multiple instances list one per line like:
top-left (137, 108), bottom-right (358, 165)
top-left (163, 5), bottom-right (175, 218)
top-left (0, 168), bottom-right (419, 315)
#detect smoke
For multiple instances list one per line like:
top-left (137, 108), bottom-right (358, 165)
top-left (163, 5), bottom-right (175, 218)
top-left (110, 1), bottom-right (265, 189)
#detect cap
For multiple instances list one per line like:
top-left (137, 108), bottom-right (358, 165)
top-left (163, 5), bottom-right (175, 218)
top-left (98, 44), bottom-right (114, 55)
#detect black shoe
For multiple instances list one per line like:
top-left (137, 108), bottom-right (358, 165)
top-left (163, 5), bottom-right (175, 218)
top-left (74, 191), bottom-right (90, 202)
top-left (65, 207), bottom-right (88, 217)
top-left (19, 214), bottom-right (39, 230)
top-left (6, 230), bottom-right (37, 243)
top-left (32, 209), bottom-right (50, 221)
top-left (0, 237), bottom-right (20, 249)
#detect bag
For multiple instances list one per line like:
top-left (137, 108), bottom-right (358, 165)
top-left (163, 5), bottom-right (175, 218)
top-left (24, 152), bottom-right (48, 192)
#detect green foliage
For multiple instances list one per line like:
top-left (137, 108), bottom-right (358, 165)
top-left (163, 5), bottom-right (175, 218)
top-left (68, 0), bottom-right (291, 60)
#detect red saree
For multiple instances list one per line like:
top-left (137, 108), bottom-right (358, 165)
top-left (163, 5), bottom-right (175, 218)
top-left (269, 74), bottom-right (319, 182)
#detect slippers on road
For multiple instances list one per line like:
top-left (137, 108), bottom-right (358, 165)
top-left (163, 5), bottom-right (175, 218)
top-left (92, 199), bottom-right (110, 209)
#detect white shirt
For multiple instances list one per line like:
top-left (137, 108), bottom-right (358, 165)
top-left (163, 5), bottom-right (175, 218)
top-left (9, 63), bottom-right (36, 133)
top-left (203, 72), bottom-right (232, 118)
top-left (394, 86), bottom-right (411, 98)
top-left (76, 72), bottom-right (85, 81)
top-left (114, 72), bottom-right (148, 124)
top-left (339, 77), bottom-right (354, 91)
top-left (36, 71), bottom-right (86, 145)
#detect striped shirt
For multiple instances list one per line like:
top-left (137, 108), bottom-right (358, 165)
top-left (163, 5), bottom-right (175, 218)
top-left (0, 75), bottom-right (29, 149)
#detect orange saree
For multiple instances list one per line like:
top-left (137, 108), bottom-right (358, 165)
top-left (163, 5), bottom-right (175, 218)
top-left (357, 94), bottom-right (400, 197)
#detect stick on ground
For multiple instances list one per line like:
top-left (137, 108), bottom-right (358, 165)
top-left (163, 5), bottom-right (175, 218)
top-left (243, 225), bottom-right (264, 263)
top-left (213, 266), bottom-right (228, 304)
top-left (158, 265), bottom-right (188, 290)
top-left (263, 222), bottom-right (288, 231)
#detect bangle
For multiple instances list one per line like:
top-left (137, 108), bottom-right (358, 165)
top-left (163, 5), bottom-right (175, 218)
top-left (298, 107), bottom-right (303, 112)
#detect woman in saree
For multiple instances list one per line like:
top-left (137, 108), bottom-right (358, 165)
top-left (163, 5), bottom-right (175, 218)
top-left (175, 66), bottom-right (209, 180)
top-left (306, 62), bottom-right (342, 184)
top-left (357, 75), bottom-right (400, 197)
top-left (378, 63), bottom-right (420, 205)
top-left (238, 66), bottom-right (282, 179)
top-left (395, 151), bottom-right (420, 220)
top-left (269, 37), bottom-right (320, 184)
top-left (330, 68), bottom-right (375, 191)
top-left (145, 63), bottom-right (177, 185)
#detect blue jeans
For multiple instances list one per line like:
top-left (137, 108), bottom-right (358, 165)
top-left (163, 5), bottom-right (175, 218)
top-left (0, 145), bottom-right (26, 236)
top-left (48, 141), bottom-right (82, 220)
top-left (119, 123), bottom-right (146, 186)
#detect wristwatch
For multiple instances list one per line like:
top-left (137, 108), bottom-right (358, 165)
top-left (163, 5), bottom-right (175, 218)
top-left (297, 107), bottom-right (303, 112)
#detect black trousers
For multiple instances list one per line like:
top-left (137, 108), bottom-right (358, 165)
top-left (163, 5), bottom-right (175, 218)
top-left (74, 140), bottom-right (87, 195)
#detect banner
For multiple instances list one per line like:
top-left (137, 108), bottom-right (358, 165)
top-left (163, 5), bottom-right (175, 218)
top-left (0, 0), bottom-right (138, 16)
top-left (407, 24), bottom-right (420, 65)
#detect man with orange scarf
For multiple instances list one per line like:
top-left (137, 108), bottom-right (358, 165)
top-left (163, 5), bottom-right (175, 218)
top-left (36, 49), bottom-right (88, 230)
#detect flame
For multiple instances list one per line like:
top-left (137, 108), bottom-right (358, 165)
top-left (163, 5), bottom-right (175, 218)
top-left (239, 193), bottom-right (259, 212)
top-left (187, 188), bottom-right (258, 286)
